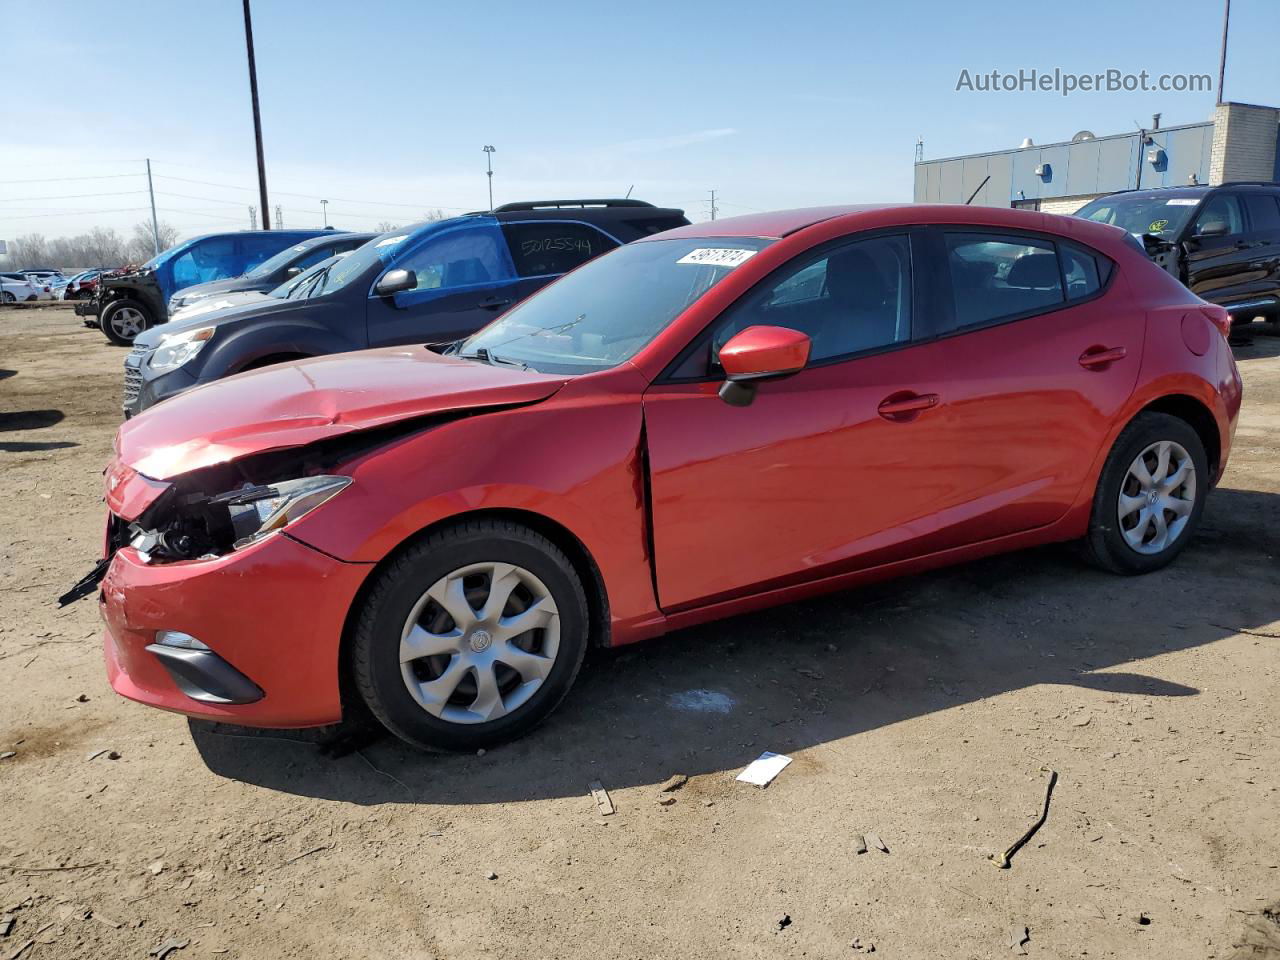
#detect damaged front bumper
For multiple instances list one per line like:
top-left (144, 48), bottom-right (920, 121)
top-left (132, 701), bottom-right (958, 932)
top-left (100, 533), bottom-right (371, 727)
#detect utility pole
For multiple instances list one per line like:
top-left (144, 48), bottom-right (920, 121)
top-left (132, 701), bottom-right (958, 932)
top-left (483, 145), bottom-right (496, 211)
top-left (708, 189), bottom-right (718, 221)
top-left (320, 199), bottom-right (329, 227)
top-left (242, 0), bottom-right (271, 229)
top-left (1216, 0), bottom-right (1230, 104)
top-left (145, 158), bottom-right (161, 255)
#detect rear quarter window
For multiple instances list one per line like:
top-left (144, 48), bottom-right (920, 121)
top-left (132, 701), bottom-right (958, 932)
top-left (500, 222), bottom-right (619, 278)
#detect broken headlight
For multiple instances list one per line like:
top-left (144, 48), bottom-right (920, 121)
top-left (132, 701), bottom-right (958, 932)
top-left (223, 475), bottom-right (351, 547)
top-left (149, 326), bottom-right (214, 373)
top-left (130, 475), bottom-right (351, 561)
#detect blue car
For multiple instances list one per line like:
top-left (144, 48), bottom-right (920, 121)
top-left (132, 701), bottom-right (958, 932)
top-left (78, 228), bottom-right (336, 345)
top-left (122, 199), bottom-right (689, 415)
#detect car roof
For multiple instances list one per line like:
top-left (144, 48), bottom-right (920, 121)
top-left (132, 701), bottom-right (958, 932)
top-left (291, 231), bottom-right (374, 249)
top-left (649, 203), bottom-right (1132, 250)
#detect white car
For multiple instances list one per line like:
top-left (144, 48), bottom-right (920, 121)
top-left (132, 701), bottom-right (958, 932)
top-left (0, 272), bottom-right (39, 303)
top-left (21, 271), bottom-right (61, 300)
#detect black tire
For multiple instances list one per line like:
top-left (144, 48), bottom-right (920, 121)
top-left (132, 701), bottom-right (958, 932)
top-left (1, 292), bottom-right (15, 304)
top-left (351, 519), bottom-right (590, 752)
top-left (101, 299), bottom-right (152, 346)
top-left (1084, 412), bottom-right (1209, 575)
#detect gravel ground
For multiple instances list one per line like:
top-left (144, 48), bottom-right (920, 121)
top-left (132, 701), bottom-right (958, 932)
top-left (1, 303), bottom-right (1278, 959)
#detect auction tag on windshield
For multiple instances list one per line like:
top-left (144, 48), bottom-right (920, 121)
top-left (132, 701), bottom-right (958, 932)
top-left (1166, 198), bottom-right (1199, 206)
top-left (677, 248), bottom-right (757, 268)
top-left (376, 234), bottom-right (408, 248)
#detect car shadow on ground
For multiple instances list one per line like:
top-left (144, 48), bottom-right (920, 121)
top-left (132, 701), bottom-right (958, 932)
top-left (191, 484), bottom-right (1280, 806)
top-left (0, 408), bottom-right (77, 452)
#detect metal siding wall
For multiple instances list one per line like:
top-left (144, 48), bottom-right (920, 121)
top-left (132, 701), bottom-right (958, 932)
top-left (1096, 136), bottom-right (1138, 193)
top-left (986, 154), bottom-right (1013, 206)
top-left (1065, 139), bottom-right (1102, 196)
top-left (914, 164), bottom-right (927, 202)
top-left (939, 160), bottom-right (963, 204)
top-left (1038, 145), bottom-right (1070, 198)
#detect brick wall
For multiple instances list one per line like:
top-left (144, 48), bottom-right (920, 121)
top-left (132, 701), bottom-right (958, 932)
top-left (1038, 195), bottom-right (1101, 216)
top-left (1209, 102), bottom-right (1280, 184)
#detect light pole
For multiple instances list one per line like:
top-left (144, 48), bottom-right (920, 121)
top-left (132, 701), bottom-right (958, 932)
top-left (320, 199), bottom-right (329, 228)
top-left (483, 145), bottom-right (496, 211)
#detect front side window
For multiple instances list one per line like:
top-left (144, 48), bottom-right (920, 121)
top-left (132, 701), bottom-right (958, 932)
top-left (169, 238), bottom-right (237, 286)
top-left (500, 221), bottom-right (619, 278)
top-left (394, 226), bottom-right (510, 293)
top-left (711, 234), bottom-right (912, 363)
top-left (460, 237), bottom-right (773, 374)
top-left (1192, 194), bottom-right (1244, 237)
top-left (946, 233), bottom-right (1063, 328)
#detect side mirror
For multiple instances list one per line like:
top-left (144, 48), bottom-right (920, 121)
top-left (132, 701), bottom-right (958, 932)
top-left (717, 325), bottom-right (810, 407)
top-left (374, 268), bottom-right (417, 297)
top-left (1194, 220), bottom-right (1228, 239)
top-left (284, 266), bottom-right (303, 279)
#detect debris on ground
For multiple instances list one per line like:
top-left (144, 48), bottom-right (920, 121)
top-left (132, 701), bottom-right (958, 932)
top-left (147, 861), bottom-right (165, 876)
top-left (92, 912), bottom-right (122, 930)
top-left (775, 914), bottom-right (791, 932)
top-left (736, 751), bottom-right (792, 787)
top-left (990, 769), bottom-right (1058, 869)
top-left (75, 694), bottom-right (88, 703)
top-left (86, 749), bottom-right (120, 762)
top-left (0, 915), bottom-right (13, 936)
top-left (657, 774), bottom-right (688, 793)
top-left (7, 939), bottom-right (34, 960)
top-left (854, 835), bottom-right (867, 855)
top-left (851, 936), bottom-right (875, 952)
top-left (0, 753), bottom-right (14, 762)
top-left (588, 780), bottom-right (615, 817)
top-left (485, 871), bottom-right (497, 880)
top-left (1135, 912), bottom-right (1152, 926)
top-left (655, 796), bottom-right (676, 806)
top-left (1007, 925), bottom-right (1029, 954)
top-left (148, 937), bottom-right (189, 960)
top-left (866, 832), bottom-right (889, 854)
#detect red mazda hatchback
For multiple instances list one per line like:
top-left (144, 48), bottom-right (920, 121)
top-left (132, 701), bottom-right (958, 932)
top-left (80, 204), bottom-right (1242, 751)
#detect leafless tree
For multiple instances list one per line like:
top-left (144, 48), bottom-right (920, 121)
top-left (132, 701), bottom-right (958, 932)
top-left (375, 221), bottom-right (401, 233)
top-left (421, 209), bottom-right (448, 222)
top-left (128, 221), bottom-right (180, 262)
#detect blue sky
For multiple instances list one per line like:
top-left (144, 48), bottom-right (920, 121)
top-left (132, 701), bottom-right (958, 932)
top-left (2, 0), bottom-right (1276, 239)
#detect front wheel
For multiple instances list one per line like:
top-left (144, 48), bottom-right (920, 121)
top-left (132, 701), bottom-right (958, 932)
top-left (1084, 412), bottom-right (1208, 575)
top-left (351, 519), bottom-right (590, 751)
top-left (101, 299), bottom-right (152, 346)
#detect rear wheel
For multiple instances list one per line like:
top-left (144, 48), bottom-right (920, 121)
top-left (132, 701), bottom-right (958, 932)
top-left (1084, 412), bottom-right (1208, 574)
top-left (351, 519), bottom-right (590, 752)
top-left (101, 299), bottom-right (152, 346)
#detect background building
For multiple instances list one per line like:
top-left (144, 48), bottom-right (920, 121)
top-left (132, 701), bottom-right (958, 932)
top-left (914, 101), bottom-right (1280, 213)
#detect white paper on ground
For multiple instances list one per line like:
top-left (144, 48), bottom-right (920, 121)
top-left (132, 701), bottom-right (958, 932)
top-left (736, 751), bottom-right (792, 787)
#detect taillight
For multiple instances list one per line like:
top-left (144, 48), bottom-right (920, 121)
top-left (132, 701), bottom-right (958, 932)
top-left (1200, 304), bottom-right (1231, 338)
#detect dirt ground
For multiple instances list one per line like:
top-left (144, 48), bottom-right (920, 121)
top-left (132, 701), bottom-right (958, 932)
top-left (1, 303), bottom-right (1278, 960)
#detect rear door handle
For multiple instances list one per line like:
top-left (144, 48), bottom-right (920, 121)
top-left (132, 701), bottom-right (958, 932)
top-left (479, 297), bottom-right (513, 310)
top-left (877, 392), bottom-right (940, 421)
top-left (1078, 345), bottom-right (1127, 369)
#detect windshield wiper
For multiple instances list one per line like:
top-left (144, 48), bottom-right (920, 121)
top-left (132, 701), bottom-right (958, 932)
top-left (458, 347), bottom-right (527, 370)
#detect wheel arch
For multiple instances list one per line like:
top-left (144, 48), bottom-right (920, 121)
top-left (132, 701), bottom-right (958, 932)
top-left (1137, 393), bottom-right (1221, 479)
top-left (237, 351), bottom-right (310, 373)
top-left (335, 507), bottom-right (611, 718)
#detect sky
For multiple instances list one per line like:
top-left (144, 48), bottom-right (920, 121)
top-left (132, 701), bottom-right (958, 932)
top-left (2, 0), bottom-right (1277, 242)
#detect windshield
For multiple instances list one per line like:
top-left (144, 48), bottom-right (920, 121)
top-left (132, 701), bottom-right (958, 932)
top-left (460, 236), bottom-right (774, 374)
top-left (1076, 193), bottom-right (1203, 237)
top-left (267, 254), bottom-right (348, 300)
top-left (245, 242), bottom-right (312, 279)
top-left (316, 232), bottom-right (409, 296)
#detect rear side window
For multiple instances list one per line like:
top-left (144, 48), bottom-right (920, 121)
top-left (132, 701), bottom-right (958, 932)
top-left (500, 222), bottom-right (619, 278)
top-left (945, 233), bottom-right (1063, 328)
top-left (1243, 194), bottom-right (1280, 231)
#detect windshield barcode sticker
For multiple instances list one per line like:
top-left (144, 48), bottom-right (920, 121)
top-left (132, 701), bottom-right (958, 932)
top-left (1166, 199), bottom-right (1199, 206)
top-left (376, 234), bottom-right (408, 248)
top-left (677, 248), bottom-right (758, 268)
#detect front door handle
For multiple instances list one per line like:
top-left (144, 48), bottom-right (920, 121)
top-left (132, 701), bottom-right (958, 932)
top-left (479, 297), bottom-right (513, 310)
top-left (1078, 345), bottom-right (1127, 369)
top-left (877, 392), bottom-right (940, 421)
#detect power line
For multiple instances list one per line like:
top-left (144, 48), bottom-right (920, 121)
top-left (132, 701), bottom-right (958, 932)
top-left (0, 190), bottom-right (149, 203)
top-left (152, 174), bottom-right (469, 211)
top-left (155, 190), bottom-right (250, 206)
top-left (0, 173), bottom-right (143, 185)
top-left (0, 207), bottom-right (150, 220)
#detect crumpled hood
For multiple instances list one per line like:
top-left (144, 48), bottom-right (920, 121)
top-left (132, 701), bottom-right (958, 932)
top-left (116, 347), bottom-right (570, 480)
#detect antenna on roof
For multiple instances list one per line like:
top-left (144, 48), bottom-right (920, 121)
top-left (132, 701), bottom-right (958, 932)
top-left (625, 184), bottom-right (634, 199)
top-left (965, 175), bottom-right (991, 205)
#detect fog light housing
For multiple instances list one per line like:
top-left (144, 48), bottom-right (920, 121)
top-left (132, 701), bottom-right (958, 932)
top-left (155, 630), bottom-right (209, 651)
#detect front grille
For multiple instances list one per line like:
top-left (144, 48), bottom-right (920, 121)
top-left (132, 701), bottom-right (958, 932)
top-left (122, 347), bottom-right (150, 410)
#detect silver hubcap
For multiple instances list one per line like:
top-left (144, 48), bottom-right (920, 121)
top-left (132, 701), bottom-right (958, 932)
top-left (111, 307), bottom-right (145, 338)
top-left (1118, 440), bottom-right (1197, 555)
top-left (399, 561), bottom-right (560, 725)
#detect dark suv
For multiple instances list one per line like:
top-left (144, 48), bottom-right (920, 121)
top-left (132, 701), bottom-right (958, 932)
top-left (122, 199), bottom-right (688, 416)
top-left (1076, 181), bottom-right (1280, 325)
top-left (78, 228), bottom-right (335, 345)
